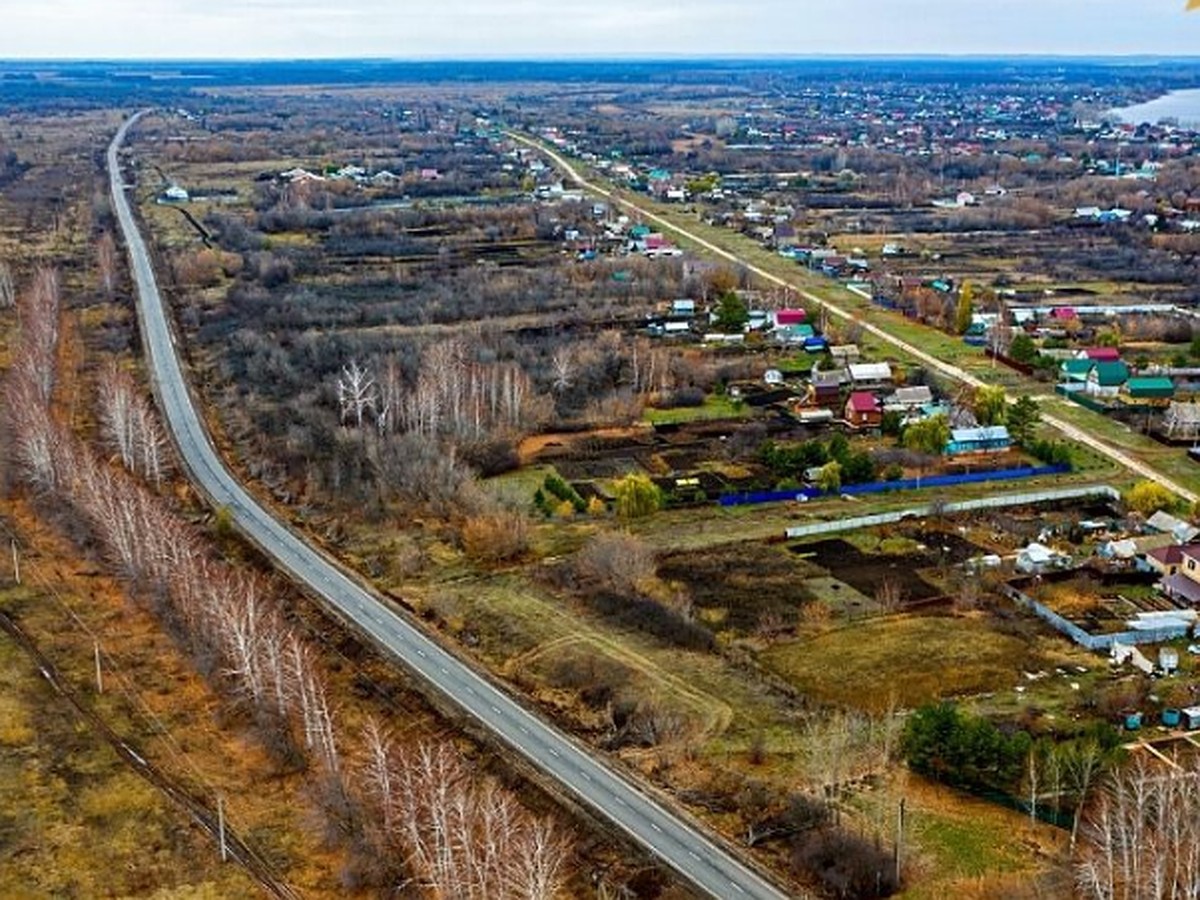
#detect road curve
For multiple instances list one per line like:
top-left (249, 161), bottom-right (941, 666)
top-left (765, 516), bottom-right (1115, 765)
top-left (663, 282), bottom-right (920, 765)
top-left (509, 133), bottom-right (1199, 506)
top-left (108, 113), bottom-right (793, 900)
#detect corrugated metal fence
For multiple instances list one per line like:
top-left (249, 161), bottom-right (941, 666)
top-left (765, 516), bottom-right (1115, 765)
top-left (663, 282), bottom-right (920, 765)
top-left (1002, 584), bottom-right (1190, 651)
top-left (783, 484), bottom-right (1119, 540)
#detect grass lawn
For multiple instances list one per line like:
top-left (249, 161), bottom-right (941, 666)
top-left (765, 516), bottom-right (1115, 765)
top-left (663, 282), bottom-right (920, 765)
top-left (894, 776), bottom-right (1069, 899)
top-left (643, 394), bottom-right (751, 425)
top-left (761, 613), bottom-right (1045, 712)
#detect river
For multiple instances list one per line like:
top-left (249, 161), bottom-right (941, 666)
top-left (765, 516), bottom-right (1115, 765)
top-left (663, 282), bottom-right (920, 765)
top-left (1110, 88), bottom-right (1200, 128)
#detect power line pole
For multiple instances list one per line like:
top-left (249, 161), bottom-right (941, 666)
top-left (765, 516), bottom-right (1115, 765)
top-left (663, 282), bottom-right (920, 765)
top-left (94, 641), bottom-right (103, 694)
top-left (894, 797), bottom-right (906, 886)
top-left (10, 539), bottom-right (18, 585)
top-left (218, 795), bottom-right (227, 862)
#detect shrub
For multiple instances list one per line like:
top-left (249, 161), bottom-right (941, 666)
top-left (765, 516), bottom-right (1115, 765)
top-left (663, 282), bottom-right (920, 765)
top-left (460, 511), bottom-right (529, 565)
top-left (573, 531), bottom-right (655, 596)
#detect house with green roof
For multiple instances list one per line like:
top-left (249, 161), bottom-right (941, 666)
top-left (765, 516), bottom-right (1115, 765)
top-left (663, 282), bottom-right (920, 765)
top-left (1123, 376), bottom-right (1175, 403)
top-left (1060, 358), bottom-right (1094, 385)
top-left (1085, 361), bottom-right (1130, 398)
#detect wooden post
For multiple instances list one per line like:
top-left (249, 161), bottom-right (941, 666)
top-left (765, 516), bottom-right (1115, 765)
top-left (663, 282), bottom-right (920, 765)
top-left (94, 642), bottom-right (103, 694)
top-left (895, 797), bottom-right (905, 886)
top-left (11, 539), bottom-right (18, 585)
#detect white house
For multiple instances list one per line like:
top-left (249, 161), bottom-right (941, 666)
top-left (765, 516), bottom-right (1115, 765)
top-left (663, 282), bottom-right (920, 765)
top-left (848, 362), bottom-right (893, 390)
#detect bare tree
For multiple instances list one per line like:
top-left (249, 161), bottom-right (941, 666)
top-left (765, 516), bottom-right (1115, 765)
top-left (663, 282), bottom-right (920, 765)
top-left (0, 260), bottom-right (13, 310)
top-left (337, 359), bottom-right (377, 429)
top-left (1077, 755), bottom-right (1200, 900)
top-left (98, 364), bottom-right (171, 487)
top-left (550, 346), bottom-right (574, 394)
top-left (96, 231), bottom-right (118, 298)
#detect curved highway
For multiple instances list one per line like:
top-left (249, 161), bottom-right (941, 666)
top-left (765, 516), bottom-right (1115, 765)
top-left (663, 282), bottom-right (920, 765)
top-left (509, 133), bottom-right (1199, 506)
top-left (108, 113), bottom-right (793, 900)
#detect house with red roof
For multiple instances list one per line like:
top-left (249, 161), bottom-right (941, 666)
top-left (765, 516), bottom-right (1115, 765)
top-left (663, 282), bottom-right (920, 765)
top-left (845, 391), bottom-right (882, 428)
top-left (1161, 544), bottom-right (1200, 605)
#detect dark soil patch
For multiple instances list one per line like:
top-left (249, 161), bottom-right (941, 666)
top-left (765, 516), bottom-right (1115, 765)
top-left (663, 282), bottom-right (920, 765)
top-left (659, 543), bottom-right (818, 634)
top-left (791, 539), bottom-right (943, 602)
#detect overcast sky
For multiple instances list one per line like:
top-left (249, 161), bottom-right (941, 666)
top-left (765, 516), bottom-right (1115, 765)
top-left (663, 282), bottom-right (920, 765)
top-left (3, 0), bottom-right (1199, 59)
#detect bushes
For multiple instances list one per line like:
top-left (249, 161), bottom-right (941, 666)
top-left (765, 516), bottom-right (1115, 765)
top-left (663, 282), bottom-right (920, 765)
top-left (460, 511), bottom-right (529, 565)
top-left (901, 702), bottom-right (1030, 794)
top-left (760, 437), bottom-right (876, 486)
top-left (791, 827), bottom-right (898, 899)
top-left (1026, 438), bottom-right (1073, 469)
top-left (534, 473), bottom-right (588, 516)
top-left (572, 531), bottom-right (655, 596)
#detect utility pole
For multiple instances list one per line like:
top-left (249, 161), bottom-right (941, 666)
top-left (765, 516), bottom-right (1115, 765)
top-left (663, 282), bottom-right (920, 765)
top-left (94, 642), bottom-right (103, 694)
top-left (10, 539), bottom-right (18, 585)
top-left (894, 797), bottom-right (906, 886)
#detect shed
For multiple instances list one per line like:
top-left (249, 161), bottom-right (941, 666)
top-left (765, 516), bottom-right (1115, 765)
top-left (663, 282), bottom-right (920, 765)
top-left (1016, 542), bottom-right (1070, 574)
top-left (1147, 511), bottom-right (1200, 544)
top-left (1124, 377), bottom-right (1175, 401)
top-left (774, 309), bottom-right (807, 327)
top-left (1182, 706), bottom-right (1200, 730)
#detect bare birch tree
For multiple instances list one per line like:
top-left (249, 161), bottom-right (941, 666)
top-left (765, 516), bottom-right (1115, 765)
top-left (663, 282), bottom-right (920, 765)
top-left (0, 260), bottom-right (13, 309)
top-left (337, 359), bottom-right (377, 429)
top-left (96, 231), bottom-right (118, 298)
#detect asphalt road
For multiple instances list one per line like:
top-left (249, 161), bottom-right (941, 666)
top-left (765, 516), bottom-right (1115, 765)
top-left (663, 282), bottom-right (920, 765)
top-left (509, 132), bottom-right (1199, 506)
top-left (108, 113), bottom-right (793, 900)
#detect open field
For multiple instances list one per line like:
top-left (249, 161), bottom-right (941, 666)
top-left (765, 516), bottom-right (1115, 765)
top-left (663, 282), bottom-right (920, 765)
top-left (761, 614), bottom-right (1046, 712)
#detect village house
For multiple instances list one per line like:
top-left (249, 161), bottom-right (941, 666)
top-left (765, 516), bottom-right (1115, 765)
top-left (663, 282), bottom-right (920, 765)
top-left (1145, 544), bottom-right (1190, 578)
top-left (1077, 347), bottom-right (1122, 363)
top-left (883, 385), bottom-right (934, 420)
top-left (847, 362), bottom-right (893, 391)
top-left (1085, 361), bottom-right (1130, 398)
top-left (945, 426), bottom-right (1012, 456)
top-left (1161, 545), bottom-right (1200, 605)
top-left (808, 369), bottom-right (846, 407)
top-left (845, 391), bottom-right (883, 428)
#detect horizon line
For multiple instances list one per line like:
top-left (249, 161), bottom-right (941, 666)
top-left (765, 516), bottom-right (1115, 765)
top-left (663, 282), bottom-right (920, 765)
top-left (4, 53), bottom-right (1200, 64)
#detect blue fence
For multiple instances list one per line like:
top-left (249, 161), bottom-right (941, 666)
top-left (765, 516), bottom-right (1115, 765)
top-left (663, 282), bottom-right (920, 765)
top-left (718, 464), bottom-right (1072, 508)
